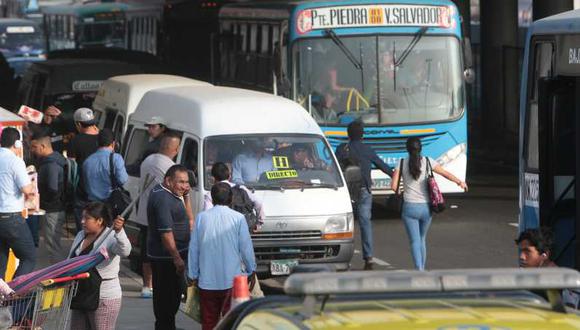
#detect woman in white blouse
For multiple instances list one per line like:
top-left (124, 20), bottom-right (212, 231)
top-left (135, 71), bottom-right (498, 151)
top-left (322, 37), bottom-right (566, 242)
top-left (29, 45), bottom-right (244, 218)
top-left (69, 202), bottom-right (132, 330)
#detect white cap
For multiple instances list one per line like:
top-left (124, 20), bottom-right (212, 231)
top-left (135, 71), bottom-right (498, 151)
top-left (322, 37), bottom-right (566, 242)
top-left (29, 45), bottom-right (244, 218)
top-left (145, 116), bottom-right (167, 126)
top-left (73, 107), bottom-right (96, 124)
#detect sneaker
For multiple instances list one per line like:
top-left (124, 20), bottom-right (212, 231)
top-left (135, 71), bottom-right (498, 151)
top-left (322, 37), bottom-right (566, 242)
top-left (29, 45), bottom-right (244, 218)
top-left (364, 258), bottom-right (374, 270)
top-left (141, 287), bottom-right (153, 298)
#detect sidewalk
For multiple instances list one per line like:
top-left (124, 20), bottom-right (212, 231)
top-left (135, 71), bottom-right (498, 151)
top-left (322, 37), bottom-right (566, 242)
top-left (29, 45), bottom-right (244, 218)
top-left (34, 235), bottom-right (199, 330)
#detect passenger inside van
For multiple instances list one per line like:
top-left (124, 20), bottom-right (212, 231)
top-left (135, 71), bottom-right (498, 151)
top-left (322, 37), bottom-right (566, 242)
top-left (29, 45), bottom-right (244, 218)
top-left (231, 140), bottom-right (274, 184)
top-left (289, 143), bottom-right (330, 171)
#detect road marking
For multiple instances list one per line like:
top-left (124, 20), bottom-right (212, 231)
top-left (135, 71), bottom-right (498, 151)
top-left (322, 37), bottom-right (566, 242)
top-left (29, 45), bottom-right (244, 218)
top-left (509, 222), bottom-right (519, 228)
top-left (355, 249), bottom-right (392, 266)
top-left (372, 258), bottom-right (391, 266)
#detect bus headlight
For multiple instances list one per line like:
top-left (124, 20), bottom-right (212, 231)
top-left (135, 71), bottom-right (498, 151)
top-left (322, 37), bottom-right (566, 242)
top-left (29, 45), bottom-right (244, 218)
top-left (322, 213), bottom-right (354, 240)
top-left (436, 143), bottom-right (467, 167)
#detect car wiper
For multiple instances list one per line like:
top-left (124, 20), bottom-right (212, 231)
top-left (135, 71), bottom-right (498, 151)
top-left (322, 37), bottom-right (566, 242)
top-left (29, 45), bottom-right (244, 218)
top-left (395, 26), bottom-right (428, 67)
top-left (324, 29), bottom-right (362, 71)
top-left (310, 182), bottom-right (339, 190)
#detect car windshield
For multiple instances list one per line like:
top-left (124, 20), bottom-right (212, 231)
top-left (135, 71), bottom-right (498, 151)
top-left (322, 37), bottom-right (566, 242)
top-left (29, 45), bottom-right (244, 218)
top-left (294, 35), bottom-right (464, 125)
top-left (0, 31), bottom-right (43, 53)
top-left (204, 134), bottom-right (342, 190)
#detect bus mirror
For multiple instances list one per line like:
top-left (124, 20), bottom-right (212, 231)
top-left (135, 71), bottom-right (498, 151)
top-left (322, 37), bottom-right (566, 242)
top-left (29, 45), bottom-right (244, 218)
top-left (463, 37), bottom-right (474, 68)
top-left (463, 68), bottom-right (475, 84)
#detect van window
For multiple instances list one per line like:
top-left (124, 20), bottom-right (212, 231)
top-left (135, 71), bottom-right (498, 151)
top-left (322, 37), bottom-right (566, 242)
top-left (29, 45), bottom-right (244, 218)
top-left (122, 124), bottom-right (133, 155)
top-left (204, 134), bottom-right (342, 190)
top-left (180, 138), bottom-right (199, 187)
top-left (124, 128), bottom-right (150, 177)
top-left (103, 110), bottom-right (116, 130)
top-left (112, 114), bottom-right (124, 144)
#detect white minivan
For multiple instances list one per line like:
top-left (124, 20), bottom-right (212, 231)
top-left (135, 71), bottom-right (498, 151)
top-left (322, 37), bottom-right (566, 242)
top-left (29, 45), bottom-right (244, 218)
top-left (123, 85), bottom-right (354, 276)
top-left (92, 74), bottom-right (211, 141)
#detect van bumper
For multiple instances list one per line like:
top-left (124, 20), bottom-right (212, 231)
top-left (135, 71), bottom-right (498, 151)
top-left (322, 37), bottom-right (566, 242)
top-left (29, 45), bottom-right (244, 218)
top-left (252, 238), bottom-right (354, 277)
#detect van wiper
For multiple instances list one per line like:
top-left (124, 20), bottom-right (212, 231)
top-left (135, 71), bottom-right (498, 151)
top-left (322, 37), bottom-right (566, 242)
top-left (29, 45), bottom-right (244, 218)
top-left (395, 27), bottom-right (428, 67)
top-left (324, 29), bottom-right (362, 71)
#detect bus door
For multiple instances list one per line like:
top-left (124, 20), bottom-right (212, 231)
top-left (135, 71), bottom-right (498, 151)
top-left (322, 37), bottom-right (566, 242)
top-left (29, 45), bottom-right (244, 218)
top-left (536, 76), bottom-right (580, 269)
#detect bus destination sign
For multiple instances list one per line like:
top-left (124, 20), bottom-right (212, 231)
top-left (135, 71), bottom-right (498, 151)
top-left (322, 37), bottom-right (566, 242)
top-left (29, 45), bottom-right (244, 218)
top-left (296, 4), bottom-right (453, 34)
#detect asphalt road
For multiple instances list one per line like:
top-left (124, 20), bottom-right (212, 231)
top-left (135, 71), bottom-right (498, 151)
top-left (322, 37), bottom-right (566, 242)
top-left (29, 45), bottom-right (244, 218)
top-left (351, 175), bottom-right (519, 271)
top-left (32, 174), bottom-right (520, 329)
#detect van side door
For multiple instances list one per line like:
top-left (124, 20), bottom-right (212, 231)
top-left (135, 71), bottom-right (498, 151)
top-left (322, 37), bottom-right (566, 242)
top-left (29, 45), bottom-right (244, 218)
top-left (177, 134), bottom-right (202, 219)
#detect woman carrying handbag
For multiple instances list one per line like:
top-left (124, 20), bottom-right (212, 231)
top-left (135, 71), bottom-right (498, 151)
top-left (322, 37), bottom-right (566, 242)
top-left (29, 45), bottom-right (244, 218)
top-left (391, 137), bottom-right (467, 270)
top-left (68, 202), bottom-right (132, 330)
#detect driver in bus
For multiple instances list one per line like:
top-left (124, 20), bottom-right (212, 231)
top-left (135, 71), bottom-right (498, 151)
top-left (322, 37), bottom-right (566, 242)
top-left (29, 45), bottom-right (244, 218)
top-left (232, 140), bottom-right (274, 184)
top-left (376, 50), bottom-right (407, 110)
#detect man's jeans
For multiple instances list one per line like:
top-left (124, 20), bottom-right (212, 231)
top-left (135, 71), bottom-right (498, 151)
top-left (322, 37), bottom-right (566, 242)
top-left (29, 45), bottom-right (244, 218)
top-left (43, 211), bottom-right (65, 263)
top-left (357, 188), bottom-right (373, 259)
top-left (0, 214), bottom-right (36, 278)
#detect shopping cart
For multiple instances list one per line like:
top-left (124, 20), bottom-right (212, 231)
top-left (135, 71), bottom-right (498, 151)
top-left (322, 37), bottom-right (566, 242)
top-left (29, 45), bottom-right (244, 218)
top-left (0, 272), bottom-right (89, 330)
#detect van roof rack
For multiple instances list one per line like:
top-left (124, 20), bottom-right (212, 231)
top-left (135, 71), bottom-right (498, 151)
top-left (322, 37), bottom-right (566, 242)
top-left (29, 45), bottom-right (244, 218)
top-left (284, 268), bottom-right (580, 313)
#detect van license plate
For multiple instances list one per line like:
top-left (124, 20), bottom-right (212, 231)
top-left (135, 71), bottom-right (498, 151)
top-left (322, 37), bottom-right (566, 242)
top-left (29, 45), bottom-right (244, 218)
top-left (270, 259), bottom-right (298, 275)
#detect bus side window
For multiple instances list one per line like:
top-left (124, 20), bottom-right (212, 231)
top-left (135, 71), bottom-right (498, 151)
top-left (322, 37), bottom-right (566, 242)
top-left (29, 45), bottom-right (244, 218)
top-left (526, 42), bottom-right (553, 172)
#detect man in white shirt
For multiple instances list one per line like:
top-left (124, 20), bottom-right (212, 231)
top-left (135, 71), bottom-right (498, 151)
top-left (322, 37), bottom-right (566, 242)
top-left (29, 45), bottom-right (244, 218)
top-left (136, 133), bottom-right (181, 298)
top-left (0, 128), bottom-right (36, 278)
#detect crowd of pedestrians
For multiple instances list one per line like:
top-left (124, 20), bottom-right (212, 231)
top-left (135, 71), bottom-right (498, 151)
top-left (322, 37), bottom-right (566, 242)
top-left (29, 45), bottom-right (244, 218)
top-left (0, 103), bottom-right (479, 329)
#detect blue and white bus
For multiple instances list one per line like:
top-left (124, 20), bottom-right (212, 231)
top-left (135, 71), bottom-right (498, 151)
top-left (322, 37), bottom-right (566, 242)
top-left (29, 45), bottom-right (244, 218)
top-left (519, 9), bottom-right (580, 269)
top-left (216, 0), bottom-right (472, 194)
top-left (0, 18), bottom-right (45, 77)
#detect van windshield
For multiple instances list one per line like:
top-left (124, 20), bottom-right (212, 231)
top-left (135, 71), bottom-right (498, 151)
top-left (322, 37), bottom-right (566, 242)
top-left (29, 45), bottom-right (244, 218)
top-left (204, 134), bottom-right (343, 190)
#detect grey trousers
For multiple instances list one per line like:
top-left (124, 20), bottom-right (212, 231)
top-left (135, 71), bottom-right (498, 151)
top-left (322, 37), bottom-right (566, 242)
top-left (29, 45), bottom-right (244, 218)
top-left (42, 211), bottom-right (65, 263)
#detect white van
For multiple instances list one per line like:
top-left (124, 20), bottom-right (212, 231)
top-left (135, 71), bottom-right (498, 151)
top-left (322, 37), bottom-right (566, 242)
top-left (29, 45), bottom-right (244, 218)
top-left (123, 85), bottom-right (354, 276)
top-left (92, 74), bottom-right (211, 141)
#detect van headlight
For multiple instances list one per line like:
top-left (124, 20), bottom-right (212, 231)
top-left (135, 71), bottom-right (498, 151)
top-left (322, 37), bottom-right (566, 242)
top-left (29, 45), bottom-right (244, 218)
top-left (322, 213), bottom-right (354, 240)
top-left (436, 143), bottom-right (467, 167)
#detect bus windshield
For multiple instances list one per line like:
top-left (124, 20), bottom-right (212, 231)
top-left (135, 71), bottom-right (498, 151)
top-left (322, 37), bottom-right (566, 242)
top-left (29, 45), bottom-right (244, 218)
top-left (203, 135), bottom-right (342, 190)
top-left (0, 31), bottom-right (43, 53)
top-left (80, 21), bottom-right (125, 47)
top-left (294, 35), bottom-right (464, 126)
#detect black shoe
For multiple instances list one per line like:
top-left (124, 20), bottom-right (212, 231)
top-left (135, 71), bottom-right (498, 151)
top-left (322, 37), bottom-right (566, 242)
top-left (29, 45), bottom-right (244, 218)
top-left (364, 258), bottom-right (374, 270)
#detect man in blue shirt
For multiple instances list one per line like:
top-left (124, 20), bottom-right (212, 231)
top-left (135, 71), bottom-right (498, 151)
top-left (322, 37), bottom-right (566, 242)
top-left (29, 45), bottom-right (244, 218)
top-left (82, 129), bottom-right (128, 203)
top-left (232, 140), bottom-right (274, 184)
top-left (147, 164), bottom-right (191, 330)
top-left (336, 120), bottom-right (393, 270)
top-left (0, 128), bottom-right (36, 278)
top-left (188, 182), bottom-right (256, 330)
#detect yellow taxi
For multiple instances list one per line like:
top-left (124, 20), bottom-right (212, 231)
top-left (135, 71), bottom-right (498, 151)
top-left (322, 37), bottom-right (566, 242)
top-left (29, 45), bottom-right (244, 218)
top-left (216, 268), bottom-right (580, 329)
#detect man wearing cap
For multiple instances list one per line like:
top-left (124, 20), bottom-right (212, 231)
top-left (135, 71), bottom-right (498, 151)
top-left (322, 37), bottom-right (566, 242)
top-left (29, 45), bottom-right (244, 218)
top-left (68, 107), bottom-right (100, 167)
top-left (82, 129), bottom-right (128, 204)
top-left (142, 116), bottom-right (168, 161)
top-left (68, 107), bottom-right (100, 232)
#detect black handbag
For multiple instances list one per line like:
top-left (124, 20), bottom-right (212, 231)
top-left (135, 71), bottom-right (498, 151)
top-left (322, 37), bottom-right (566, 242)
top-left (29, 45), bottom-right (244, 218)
top-left (108, 153), bottom-right (132, 218)
top-left (392, 159), bottom-right (404, 214)
top-left (69, 229), bottom-right (110, 311)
